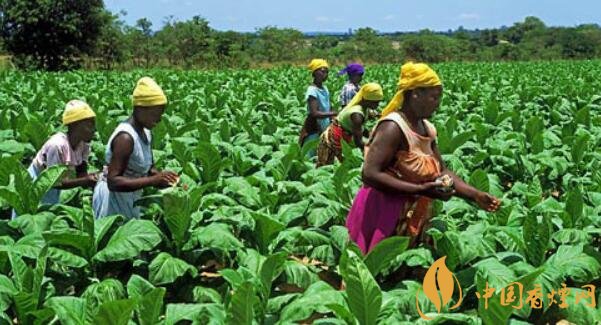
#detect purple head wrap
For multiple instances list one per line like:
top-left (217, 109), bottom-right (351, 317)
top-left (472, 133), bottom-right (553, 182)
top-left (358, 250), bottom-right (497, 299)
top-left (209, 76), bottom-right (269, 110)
top-left (338, 63), bottom-right (365, 76)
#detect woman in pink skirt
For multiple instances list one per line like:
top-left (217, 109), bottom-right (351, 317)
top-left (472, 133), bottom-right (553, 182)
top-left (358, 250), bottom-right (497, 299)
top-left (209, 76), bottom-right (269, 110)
top-left (346, 62), bottom-right (501, 254)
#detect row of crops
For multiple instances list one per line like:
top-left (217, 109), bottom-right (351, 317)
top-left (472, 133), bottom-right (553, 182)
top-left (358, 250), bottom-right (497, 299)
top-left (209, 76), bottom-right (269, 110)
top-left (0, 61), bottom-right (600, 324)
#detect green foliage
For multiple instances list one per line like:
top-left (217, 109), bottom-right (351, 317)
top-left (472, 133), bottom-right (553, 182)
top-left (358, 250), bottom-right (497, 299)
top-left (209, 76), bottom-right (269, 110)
top-left (0, 62), bottom-right (599, 324)
top-left (0, 0), bottom-right (106, 70)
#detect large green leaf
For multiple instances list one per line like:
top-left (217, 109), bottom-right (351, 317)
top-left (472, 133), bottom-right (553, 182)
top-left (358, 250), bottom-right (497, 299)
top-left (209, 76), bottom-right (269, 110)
top-left (93, 220), bottom-right (163, 262)
top-left (258, 252), bottom-right (286, 301)
top-left (226, 281), bottom-right (257, 325)
top-left (149, 252), bottom-right (198, 285)
top-left (363, 236), bottom-right (410, 277)
top-left (195, 142), bottom-right (223, 183)
top-left (42, 229), bottom-right (93, 258)
top-left (187, 222), bottom-right (243, 252)
top-left (93, 215), bottom-right (123, 250)
top-left (127, 274), bottom-right (166, 325)
top-left (92, 299), bottom-right (136, 325)
top-left (251, 213), bottom-right (285, 254)
top-left (127, 274), bottom-right (156, 298)
top-left (477, 267), bottom-right (544, 325)
top-left (82, 278), bottom-right (126, 320)
top-left (564, 188), bottom-right (583, 228)
top-left (570, 133), bottom-right (589, 166)
top-left (340, 249), bottom-right (382, 325)
top-left (48, 247), bottom-right (88, 268)
top-left (523, 214), bottom-right (551, 267)
top-left (136, 288), bottom-right (165, 325)
top-left (469, 169), bottom-right (490, 193)
top-left (8, 212), bottom-right (55, 235)
top-left (162, 189), bottom-right (193, 251)
top-left (280, 281), bottom-right (345, 323)
top-left (165, 303), bottom-right (225, 325)
top-left (29, 165), bottom-right (68, 211)
top-left (45, 297), bottom-right (87, 325)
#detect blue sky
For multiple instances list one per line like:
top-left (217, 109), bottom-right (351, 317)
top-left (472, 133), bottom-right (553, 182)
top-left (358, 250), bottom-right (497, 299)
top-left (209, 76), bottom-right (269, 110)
top-left (105, 0), bottom-right (601, 32)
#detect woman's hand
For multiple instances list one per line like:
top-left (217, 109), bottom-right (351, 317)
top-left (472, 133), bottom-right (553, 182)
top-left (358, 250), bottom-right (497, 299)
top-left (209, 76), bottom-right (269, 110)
top-left (475, 191), bottom-right (501, 212)
top-left (84, 173), bottom-right (99, 187)
top-left (422, 185), bottom-right (455, 201)
top-left (152, 171), bottom-right (179, 188)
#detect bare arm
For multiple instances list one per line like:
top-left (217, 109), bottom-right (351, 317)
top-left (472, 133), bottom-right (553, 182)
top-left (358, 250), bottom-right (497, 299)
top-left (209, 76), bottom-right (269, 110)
top-left (149, 166), bottom-right (160, 176)
top-left (52, 163), bottom-right (96, 189)
top-left (350, 112), bottom-right (365, 150)
top-left (431, 141), bottom-right (501, 211)
top-left (308, 96), bottom-right (337, 118)
top-left (106, 133), bottom-right (176, 192)
top-left (362, 121), bottom-right (440, 194)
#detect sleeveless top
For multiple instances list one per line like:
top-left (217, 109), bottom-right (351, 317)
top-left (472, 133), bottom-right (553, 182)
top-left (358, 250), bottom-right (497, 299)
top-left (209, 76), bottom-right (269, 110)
top-left (337, 105), bottom-right (365, 133)
top-left (92, 122), bottom-right (153, 219)
top-left (103, 122), bottom-right (153, 178)
top-left (367, 111), bottom-right (441, 183)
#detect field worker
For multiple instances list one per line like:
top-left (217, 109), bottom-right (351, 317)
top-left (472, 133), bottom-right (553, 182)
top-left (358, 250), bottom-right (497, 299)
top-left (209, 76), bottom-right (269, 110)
top-left (316, 83), bottom-right (383, 167)
top-left (299, 59), bottom-right (337, 157)
top-left (338, 63), bottom-right (364, 108)
top-left (345, 62), bottom-right (501, 254)
top-left (93, 77), bottom-right (179, 219)
top-left (11, 100), bottom-right (98, 218)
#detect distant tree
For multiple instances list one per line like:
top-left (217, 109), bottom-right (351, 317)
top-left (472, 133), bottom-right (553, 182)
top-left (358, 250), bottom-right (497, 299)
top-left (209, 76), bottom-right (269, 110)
top-left (557, 28), bottom-right (599, 59)
top-left (401, 31), bottom-right (464, 62)
top-left (252, 26), bottom-right (305, 62)
top-left (93, 11), bottom-right (127, 70)
top-left (0, 0), bottom-right (105, 70)
top-left (155, 16), bottom-right (213, 68)
top-left (479, 29), bottom-right (499, 47)
top-left (214, 31), bottom-right (251, 68)
top-left (135, 18), bottom-right (153, 68)
top-left (503, 16), bottom-right (545, 44)
top-left (339, 27), bottom-right (398, 63)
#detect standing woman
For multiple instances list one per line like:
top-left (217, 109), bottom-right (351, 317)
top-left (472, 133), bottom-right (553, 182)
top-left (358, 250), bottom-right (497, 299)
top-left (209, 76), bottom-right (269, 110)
top-left (338, 63), bottom-right (364, 108)
top-left (299, 59), bottom-right (337, 156)
top-left (346, 62), bottom-right (501, 253)
top-left (316, 83), bottom-right (383, 166)
top-left (93, 77), bottom-right (179, 219)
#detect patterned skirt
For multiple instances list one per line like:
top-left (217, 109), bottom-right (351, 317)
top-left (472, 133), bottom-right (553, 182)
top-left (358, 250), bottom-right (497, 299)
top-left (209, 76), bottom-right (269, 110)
top-left (316, 121), bottom-right (353, 167)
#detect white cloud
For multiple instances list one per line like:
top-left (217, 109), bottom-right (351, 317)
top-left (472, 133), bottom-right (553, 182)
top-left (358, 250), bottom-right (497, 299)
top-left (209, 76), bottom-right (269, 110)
top-left (315, 16), bottom-right (329, 22)
top-left (383, 14), bottom-right (395, 21)
top-left (457, 13), bottom-right (480, 20)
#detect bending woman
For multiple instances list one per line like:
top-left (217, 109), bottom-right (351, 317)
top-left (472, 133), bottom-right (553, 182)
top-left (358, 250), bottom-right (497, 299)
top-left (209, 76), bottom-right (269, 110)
top-left (316, 83), bottom-right (383, 166)
top-left (346, 62), bottom-right (501, 253)
top-left (93, 77), bottom-right (179, 219)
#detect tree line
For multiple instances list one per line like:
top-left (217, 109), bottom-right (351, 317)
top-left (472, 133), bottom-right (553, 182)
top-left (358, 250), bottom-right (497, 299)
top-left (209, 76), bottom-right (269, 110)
top-left (2, 0), bottom-right (601, 71)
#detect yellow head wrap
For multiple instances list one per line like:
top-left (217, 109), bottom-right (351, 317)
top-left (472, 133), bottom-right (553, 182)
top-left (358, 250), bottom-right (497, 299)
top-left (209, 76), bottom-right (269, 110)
top-left (62, 100), bottom-right (96, 126)
top-left (308, 59), bottom-right (329, 72)
top-left (132, 77), bottom-right (167, 107)
top-left (380, 62), bottom-right (442, 117)
top-left (345, 83), bottom-right (384, 108)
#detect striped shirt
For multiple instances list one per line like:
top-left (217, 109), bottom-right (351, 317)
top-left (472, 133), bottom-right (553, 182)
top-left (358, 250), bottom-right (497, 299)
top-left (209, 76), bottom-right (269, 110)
top-left (339, 82), bottom-right (360, 107)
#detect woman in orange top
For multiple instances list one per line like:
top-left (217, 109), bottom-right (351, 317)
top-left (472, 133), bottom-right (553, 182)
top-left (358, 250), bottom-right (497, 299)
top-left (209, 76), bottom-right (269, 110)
top-left (346, 62), bottom-right (501, 254)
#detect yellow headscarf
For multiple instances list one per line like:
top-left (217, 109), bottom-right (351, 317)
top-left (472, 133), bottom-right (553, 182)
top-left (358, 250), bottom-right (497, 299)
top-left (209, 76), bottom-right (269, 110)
top-left (62, 100), bottom-right (96, 126)
top-left (345, 83), bottom-right (384, 108)
top-left (308, 59), bottom-right (329, 72)
top-left (133, 77), bottom-right (167, 107)
top-left (380, 62), bottom-right (442, 117)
